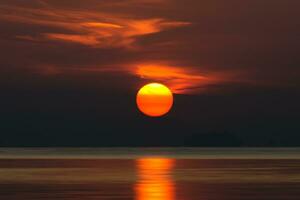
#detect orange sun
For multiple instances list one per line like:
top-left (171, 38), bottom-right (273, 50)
top-left (136, 83), bottom-right (173, 117)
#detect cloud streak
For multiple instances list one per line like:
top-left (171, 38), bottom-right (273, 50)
top-left (135, 64), bottom-right (218, 94)
top-left (0, 4), bottom-right (190, 48)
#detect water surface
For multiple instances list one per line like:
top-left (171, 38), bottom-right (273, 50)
top-left (0, 148), bottom-right (299, 199)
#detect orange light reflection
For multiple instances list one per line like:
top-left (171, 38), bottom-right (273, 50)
top-left (135, 158), bottom-right (175, 200)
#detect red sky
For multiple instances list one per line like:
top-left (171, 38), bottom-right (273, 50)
top-left (1, 0), bottom-right (299, 94)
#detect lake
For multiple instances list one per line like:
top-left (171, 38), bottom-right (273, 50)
top-left (0, 148), bottom-right (299, 199)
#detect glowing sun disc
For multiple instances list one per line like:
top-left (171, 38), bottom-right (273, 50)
top-left (136, 83), bottom-right (173, 117)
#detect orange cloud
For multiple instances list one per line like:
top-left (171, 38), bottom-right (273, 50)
top-left (135, 64), bottom-right (219, 94)
top-left (45, 33), bottom-right (100, 46)
top-left (45, 18), bottom-right (189, 48)
top-left (125, 19), bottom-right (190, 37)
top-left (0, 5), bottom-right (190, 48)
top-left (82, 22), bottom-right (123, 29)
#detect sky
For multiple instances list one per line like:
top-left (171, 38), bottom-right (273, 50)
top-left (0, 0), bottom-right (299, 146)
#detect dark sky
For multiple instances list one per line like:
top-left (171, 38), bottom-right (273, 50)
top-left (0, 0), bottom-right (299, 146)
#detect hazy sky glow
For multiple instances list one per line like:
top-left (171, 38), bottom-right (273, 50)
top-left (0, 0), bottom-right (299, 146)
top-left (1, 0), bottom-right (299, 94)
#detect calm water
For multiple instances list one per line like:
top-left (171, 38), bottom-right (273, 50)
top-left (0, 148), bottom-right (299, 200)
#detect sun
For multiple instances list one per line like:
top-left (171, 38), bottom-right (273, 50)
top-left (136, 83), bottom-right (173, 117)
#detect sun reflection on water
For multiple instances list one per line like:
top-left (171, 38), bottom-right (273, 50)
top-left (135, 158), bottom-right (175, 200)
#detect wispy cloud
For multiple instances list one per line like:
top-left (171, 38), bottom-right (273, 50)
top-left (134, 64), bottom-right (221, 94)
top-left (0, 4), bottom-right (190, 48)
